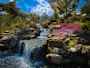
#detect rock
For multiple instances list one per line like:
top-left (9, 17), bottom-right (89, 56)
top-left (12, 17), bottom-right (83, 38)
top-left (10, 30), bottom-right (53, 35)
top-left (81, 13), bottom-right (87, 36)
top-left (88, 60), bottom-right (90, 66)
top-left (46, 54), bottom-right (70, 65)
top-left (30, 35), bottom-right (36, 38)
top-left (0, 36), bottom-right (19, 51)
top-left (78, 38), bottom-right (90, 45)
top-left (0, 43), bottom-right (4, 46)
top-left (0, 46), bottom-right (8, 51)
top-left (47, 40), bottom-right (65, 48)
top-left (43, 24), bottom-right (48, 28)
top-left (51, 36), bottom-right (61, 40)
top-left (47, 47), bottom-right (66, 54)
top-left (21, 35), bottom-right (31, 40)
top-left (0, 34), bottom-right (3, 39)
top-left (10, 37), bottom-right (18, 46)
top-left (69, 44), bottom-right (83, 52)
top-left (29, 28), bottom-right (35, 32)
top-left (34, 30), bottom-right (41, 36)
top-left (86, 53), bottom-right (90, 60)
top-left (70, 53), bottom-right (87, 64)
top-left (46, 54), bottom-right (62, 65)
top-left (48, 34), bottom-right (54, 38)
top-left (82, 45), bottom-right (90, 53)
top-left (69, 47), bottom-right (77, 52)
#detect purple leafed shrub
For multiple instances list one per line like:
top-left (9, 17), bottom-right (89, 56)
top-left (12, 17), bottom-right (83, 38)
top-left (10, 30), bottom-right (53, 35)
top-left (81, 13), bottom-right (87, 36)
top-left (53, 23), bottom-right (82, 37)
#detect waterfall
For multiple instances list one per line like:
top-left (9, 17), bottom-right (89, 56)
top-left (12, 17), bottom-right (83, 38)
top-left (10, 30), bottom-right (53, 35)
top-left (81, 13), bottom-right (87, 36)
top-left (22, 43), bottom-right (31, 61)
top-left (18, 41), bottom-right (23, 54)
top-left (18, 41), bottom-right (32, 62)
top-left (0, 23), bottom-right (49, 68)
top-left (18, 41), bottom-right (45, 60)
top-left (36, 23), bottom-right (50, 40)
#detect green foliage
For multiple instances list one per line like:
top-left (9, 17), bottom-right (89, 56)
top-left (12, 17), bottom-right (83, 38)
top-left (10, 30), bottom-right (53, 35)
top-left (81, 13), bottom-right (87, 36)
top-left (81, 21), bottom-right (90, 34)
top-left (49, 0), bottom-right (80, 20)
top-left (56, 19), bottom-right (61, 24)
top-left (29, 21), bottom-right (37, 28)
top-left (29, 13), bottom-right (40, 23)
top-left (0, 2), bottom-right (19, 17)
top-left (75, 20), bottom-right (90, 35)
top-left (81, 5), bottom-right (90, 15)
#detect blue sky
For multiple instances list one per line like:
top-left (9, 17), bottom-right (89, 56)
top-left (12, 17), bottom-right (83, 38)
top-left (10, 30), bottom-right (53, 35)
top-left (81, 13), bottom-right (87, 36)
top-left (0, 0), bottom-right (85, 16)
top-left (77, 0), bottom-right (85, 11)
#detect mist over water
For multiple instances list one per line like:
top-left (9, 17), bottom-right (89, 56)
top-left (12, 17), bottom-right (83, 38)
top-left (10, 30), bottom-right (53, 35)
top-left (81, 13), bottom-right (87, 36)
top-left (0, 56), bottom-right (33, 68)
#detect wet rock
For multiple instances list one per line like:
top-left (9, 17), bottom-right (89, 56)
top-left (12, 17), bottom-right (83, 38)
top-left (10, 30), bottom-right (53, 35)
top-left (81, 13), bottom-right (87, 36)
top-left (0, 45), bottom-right (8, 51)
top-left (21, 35), bottom-right (31, 40)
top-left (0, 36), bottom-right (19, 51)
top-left (10, 36), bottom-right (18, 46)
top-left (43, 24), bottom-right (48, 28)
top-left (34, 30), bottom-right (41, 36)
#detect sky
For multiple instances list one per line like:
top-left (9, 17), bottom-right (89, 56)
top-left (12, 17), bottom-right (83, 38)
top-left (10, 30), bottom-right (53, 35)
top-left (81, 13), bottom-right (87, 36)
top-left (0, 0), bottom-right (85, 16)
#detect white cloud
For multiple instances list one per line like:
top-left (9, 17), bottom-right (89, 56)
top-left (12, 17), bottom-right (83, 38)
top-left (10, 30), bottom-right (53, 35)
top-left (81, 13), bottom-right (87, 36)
top-left (16, 0), bottom-right (53, 16)
top-left (31, 0), bottom-right (54, 16)
top-left (37, 0), bottom-right (45, 2)
top-left (9, 0), bottom-right (14, 2)
top-left (24, 4), bottom-right (31, 12)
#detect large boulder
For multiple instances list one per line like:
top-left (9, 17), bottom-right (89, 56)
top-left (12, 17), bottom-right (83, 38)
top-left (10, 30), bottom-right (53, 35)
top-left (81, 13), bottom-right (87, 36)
top-left (47, 40), bottom-right (65, 48)
top-left (46, 54), bottom-right (70, 65)
top-left (46, 54), bottom-right (62, 65)
top-left (47, 47), bottom-right (67, 55)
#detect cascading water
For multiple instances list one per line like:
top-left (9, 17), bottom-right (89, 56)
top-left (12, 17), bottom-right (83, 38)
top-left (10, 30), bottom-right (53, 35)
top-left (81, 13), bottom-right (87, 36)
top-left (36, 23), bottom-right (50, 40)
top-left (0, 23), bottom-right (49, 68)
top-left (22, 43), bottom-right (31, 61)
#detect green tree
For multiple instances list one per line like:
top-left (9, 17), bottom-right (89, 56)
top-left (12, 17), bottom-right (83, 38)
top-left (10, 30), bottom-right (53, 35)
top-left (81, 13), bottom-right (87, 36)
top-left (81, 0), bottom-right (90, 15)
top-left (49, 0), bottom-right (80, 21)
top-left (29, 13), bottom-right (40, 23)
top-left (81, 5), bottom-right (90, 15)
top-left (85, 0), bottom-right (90, 6)
top-left (0, 2), bottom-right (19, 17)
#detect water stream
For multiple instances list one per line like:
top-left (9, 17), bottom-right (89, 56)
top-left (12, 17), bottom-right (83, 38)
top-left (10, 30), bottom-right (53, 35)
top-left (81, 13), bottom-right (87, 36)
top-left (0, 23), bottom-right (50, 68)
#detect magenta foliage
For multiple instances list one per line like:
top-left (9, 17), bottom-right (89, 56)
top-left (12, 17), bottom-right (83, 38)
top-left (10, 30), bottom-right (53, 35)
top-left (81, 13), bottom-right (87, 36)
top-left (53, 23), bottom-right (82, 37)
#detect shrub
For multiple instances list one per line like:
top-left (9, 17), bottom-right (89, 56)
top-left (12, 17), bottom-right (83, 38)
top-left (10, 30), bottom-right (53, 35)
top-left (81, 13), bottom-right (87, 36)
top-left (29, 21), bottom-right (37, 28)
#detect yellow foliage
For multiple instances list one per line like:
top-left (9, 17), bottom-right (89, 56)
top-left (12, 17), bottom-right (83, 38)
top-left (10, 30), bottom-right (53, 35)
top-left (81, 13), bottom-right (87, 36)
top-left (68, 38), bottom-right (77, 48)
